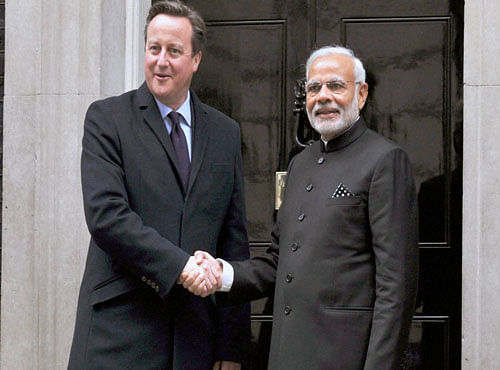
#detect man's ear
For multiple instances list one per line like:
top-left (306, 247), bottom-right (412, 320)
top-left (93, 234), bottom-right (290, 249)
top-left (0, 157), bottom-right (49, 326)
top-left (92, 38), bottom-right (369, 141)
top-left (357, 83), bottom-right (369, 110)
top-left (192, 51), bottom-right (202, 72)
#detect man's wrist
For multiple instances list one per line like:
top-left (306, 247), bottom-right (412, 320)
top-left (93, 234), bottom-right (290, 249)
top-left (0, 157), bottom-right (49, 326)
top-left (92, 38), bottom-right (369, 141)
top-left (217, 258), bottom-right (234, 292)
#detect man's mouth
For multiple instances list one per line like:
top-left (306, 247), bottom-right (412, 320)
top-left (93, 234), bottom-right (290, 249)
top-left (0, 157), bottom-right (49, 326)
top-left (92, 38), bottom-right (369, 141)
top-left (314, 107), bottom-right (340, 117)
top-left (155, 73), bottom-right (171, 80)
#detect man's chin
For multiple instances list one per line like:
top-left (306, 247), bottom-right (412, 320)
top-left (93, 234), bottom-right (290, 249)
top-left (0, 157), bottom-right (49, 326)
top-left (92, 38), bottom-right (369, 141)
top-left (313, 121), bottom-right (355, 141)
top-left (312, 119), bottom-right (340, 134)
top-left (312, 116), bottom-right (336, 126)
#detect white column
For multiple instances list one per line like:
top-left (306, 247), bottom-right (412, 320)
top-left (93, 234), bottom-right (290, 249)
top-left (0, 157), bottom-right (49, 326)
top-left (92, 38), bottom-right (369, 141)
top-left (1, 0), bottom-right (146, 368)
top-left (124, 0), bottom-right (147, 91)
top-left (462, 0), bottom-right (500, 368)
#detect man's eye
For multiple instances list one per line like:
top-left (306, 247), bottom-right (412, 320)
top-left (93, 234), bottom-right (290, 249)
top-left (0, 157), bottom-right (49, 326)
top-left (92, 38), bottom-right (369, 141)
top-left (307, 84), bottom-right (321, 93)
top-left (327, 82), bottom-right (345, 91)
top-left (169, 48), bottom-right (182, 56)
top-left (149, 45), bottom-right (160, 52)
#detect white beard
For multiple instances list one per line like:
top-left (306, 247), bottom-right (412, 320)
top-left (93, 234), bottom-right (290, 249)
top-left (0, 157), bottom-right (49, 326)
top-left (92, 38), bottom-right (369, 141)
top-left (307, 93), bottom-right (360, 141)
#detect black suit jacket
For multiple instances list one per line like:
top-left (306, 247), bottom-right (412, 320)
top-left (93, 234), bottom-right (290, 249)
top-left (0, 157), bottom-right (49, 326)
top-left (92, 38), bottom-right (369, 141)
top-left (69, 83), bottom-right (250, 369)
top-left (228, 118), bottom-right (418, 370)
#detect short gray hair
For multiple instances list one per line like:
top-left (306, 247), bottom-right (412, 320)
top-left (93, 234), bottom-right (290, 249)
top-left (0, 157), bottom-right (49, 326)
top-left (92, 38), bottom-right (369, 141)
top-left (305, 45), bottom-right (366, 83)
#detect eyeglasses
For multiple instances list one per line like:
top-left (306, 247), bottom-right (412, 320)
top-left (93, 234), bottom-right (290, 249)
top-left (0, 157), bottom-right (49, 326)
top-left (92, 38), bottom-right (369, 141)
top-left (305, 79), bottom-right (361, 96)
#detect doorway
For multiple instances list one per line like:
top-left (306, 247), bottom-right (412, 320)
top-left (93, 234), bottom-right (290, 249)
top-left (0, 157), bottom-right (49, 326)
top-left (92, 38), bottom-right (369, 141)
top-left (158, 1), bottom-right (464, 368)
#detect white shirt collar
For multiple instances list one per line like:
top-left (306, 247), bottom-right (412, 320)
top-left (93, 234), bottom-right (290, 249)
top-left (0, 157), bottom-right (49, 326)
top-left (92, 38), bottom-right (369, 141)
top-left (154, 90), bottom-right (192, 127)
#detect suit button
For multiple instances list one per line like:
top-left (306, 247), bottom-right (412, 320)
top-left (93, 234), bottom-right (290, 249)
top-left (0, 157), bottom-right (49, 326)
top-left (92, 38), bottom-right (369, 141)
top-left (141, 276), bottom-right (147, 282)
top-left (306, 184), bottom-right (313, 192)
top-left (298, 213), bottom-right (305, 221)
top-left (151, 282), bottom-right (156, 288)
top-left (155, 286), bottom-right (160, 293)
top-left (317, 157), bottom-right (325, 164)
top-left (147, 279), bottom-right (152, 286)
top-left (291, 243), bottom-right (299, 252)
top-left (284, 306), bottom-right (291, 315)
top-left (286, 274), bottom-right (293, 283)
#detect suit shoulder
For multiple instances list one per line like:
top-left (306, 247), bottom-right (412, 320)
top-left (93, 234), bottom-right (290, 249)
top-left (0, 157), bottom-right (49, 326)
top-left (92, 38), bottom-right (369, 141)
top-left (88, 89), bottom-right (137, 111)
top-left (363, 127), bottom-right (403, 150)
top-left (196, 101), bottom-right (242, 148)
top-left (199, 102), bottom-right (240, 129)
top-left (359, 128), bottom-right (415, 182)
top-left (360, 127), bottom-right (410, 162)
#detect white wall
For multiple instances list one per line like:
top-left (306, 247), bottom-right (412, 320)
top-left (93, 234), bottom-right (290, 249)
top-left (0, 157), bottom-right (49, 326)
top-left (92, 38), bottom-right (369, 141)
top-left (462, 0), bottom-right (500, 368)
top-left (1, 0), bottom-right (146, 368)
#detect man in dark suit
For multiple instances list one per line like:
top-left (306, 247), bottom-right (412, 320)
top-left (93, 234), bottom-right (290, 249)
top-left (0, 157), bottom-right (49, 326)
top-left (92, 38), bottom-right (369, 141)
top-left (68, 1), bottom-right (249, 369)
top-left (183, 46), bottom-right (419, 369)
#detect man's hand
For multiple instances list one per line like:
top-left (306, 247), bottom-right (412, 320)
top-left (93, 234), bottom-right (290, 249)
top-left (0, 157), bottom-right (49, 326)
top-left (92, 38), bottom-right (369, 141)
top-left (213, 360), bottom-right (241, 370)
top-left (177, 256), bottom-right (213, 297)
top-left (194, 250), bottom-right (223, 294)
top-left (177, 252), bottom-right (222, 297)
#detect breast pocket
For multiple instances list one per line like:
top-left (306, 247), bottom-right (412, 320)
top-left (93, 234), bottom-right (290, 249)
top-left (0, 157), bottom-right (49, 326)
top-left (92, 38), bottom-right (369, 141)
top-left (210, 163), bottom-right (233, 182)
top-left (326, 195), bottom-right (363, 206)
top-left (211, 163), bottom-right (232, 172)
top-left (207, 163), bottom-right (233, 190)
top-left (198, 163), bottom-right (234, 215)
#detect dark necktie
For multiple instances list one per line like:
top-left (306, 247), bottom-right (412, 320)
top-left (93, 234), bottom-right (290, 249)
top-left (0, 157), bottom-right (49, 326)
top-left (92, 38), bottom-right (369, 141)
top-left (168, 111), bottom-right (190, 191)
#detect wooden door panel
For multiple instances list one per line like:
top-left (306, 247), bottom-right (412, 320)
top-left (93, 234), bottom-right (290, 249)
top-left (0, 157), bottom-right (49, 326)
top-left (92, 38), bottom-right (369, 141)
top-left (316, 0), bottom-right (450, 31)
top-left (188, 0), bottom-right (312, 243)
top-left (185, 3), bottom-right (312, 368)
top-left (344, 18), bottom-right (451, 244)
top-left (186, 1), bottom-right (283, 20)
top-left (192, 21), bottom-right (286, 241)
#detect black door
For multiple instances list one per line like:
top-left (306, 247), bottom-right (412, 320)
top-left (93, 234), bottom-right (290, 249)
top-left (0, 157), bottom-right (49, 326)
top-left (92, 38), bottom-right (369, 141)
top-left (155, 1), bottom-right (464, 368)
top-left (186, 3), bottom-right (310, 368)
top-left (314, 2), bottom-right (463, 369)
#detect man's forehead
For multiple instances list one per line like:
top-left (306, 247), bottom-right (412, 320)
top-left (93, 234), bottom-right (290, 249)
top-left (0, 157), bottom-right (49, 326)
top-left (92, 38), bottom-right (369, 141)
top-left (146, 14), bottom-right (193, 38)
top-left (309, 54), bottom-right (355, 78)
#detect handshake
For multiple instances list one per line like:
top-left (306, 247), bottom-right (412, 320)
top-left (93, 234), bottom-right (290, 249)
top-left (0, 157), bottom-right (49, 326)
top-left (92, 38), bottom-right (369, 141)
top-left (177, 251), bottom-right (223, 297)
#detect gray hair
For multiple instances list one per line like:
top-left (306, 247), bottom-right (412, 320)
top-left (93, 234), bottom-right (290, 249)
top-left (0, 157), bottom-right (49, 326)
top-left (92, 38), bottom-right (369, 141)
top-left (305, 45), bottom-right (366, 83)
top-left (144, 1), bottom-right (206, 55)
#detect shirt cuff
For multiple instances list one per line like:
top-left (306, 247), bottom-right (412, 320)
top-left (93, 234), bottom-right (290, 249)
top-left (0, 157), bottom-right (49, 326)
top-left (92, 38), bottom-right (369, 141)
top-left (217, 258), bottom-right (234, 292)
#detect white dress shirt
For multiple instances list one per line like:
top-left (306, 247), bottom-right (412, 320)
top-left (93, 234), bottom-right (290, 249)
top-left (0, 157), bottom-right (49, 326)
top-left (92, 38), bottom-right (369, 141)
top-left (154, 91), bottom-right (193, 160)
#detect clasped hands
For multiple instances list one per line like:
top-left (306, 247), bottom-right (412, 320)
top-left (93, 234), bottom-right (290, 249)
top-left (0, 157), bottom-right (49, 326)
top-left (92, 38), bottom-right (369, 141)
top-left (177, 251), bottom-right (222, 297)
top-left (177, 253), bottom-right (241, 370)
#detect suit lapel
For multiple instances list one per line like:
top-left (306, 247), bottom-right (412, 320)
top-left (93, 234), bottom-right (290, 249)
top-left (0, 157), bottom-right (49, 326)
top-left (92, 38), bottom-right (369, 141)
top-left (187, 91), bottom-right (210, 194)
top-left (137, 82), bottom-right (184, 189)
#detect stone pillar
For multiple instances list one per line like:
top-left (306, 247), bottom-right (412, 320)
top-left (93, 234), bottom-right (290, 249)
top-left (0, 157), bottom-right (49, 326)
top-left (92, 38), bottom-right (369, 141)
top-left (463, 0), bottom-right (500, 368)
top-left (1, 0), bottom-right (146, 368)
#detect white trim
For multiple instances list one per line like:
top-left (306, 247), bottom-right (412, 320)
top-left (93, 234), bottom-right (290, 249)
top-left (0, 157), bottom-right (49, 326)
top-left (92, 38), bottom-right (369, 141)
top-left (124, 0), bottom-right (148, 90)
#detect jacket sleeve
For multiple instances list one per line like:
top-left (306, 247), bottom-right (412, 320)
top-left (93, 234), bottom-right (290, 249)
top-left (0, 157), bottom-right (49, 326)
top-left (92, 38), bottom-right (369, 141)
top-left (222, 155), bottom-right (298, 305)
top-left (226, 224), bottom-right (280, 304)
top-left (364, 147), bottom-right (419, 369)
top-left (81, 100), bottom-right (190, 298)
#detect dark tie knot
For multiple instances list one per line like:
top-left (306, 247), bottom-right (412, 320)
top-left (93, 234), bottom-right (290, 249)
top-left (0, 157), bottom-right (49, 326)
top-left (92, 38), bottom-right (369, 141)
top-left (168, 111), bottom-right (182, 129)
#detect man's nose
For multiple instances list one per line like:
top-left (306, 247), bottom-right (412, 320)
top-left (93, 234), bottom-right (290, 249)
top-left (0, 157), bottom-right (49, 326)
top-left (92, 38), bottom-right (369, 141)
top-left (157, 50), bottom-right (169, 67)
top-left (317, 84), bottom-right (333, 101)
